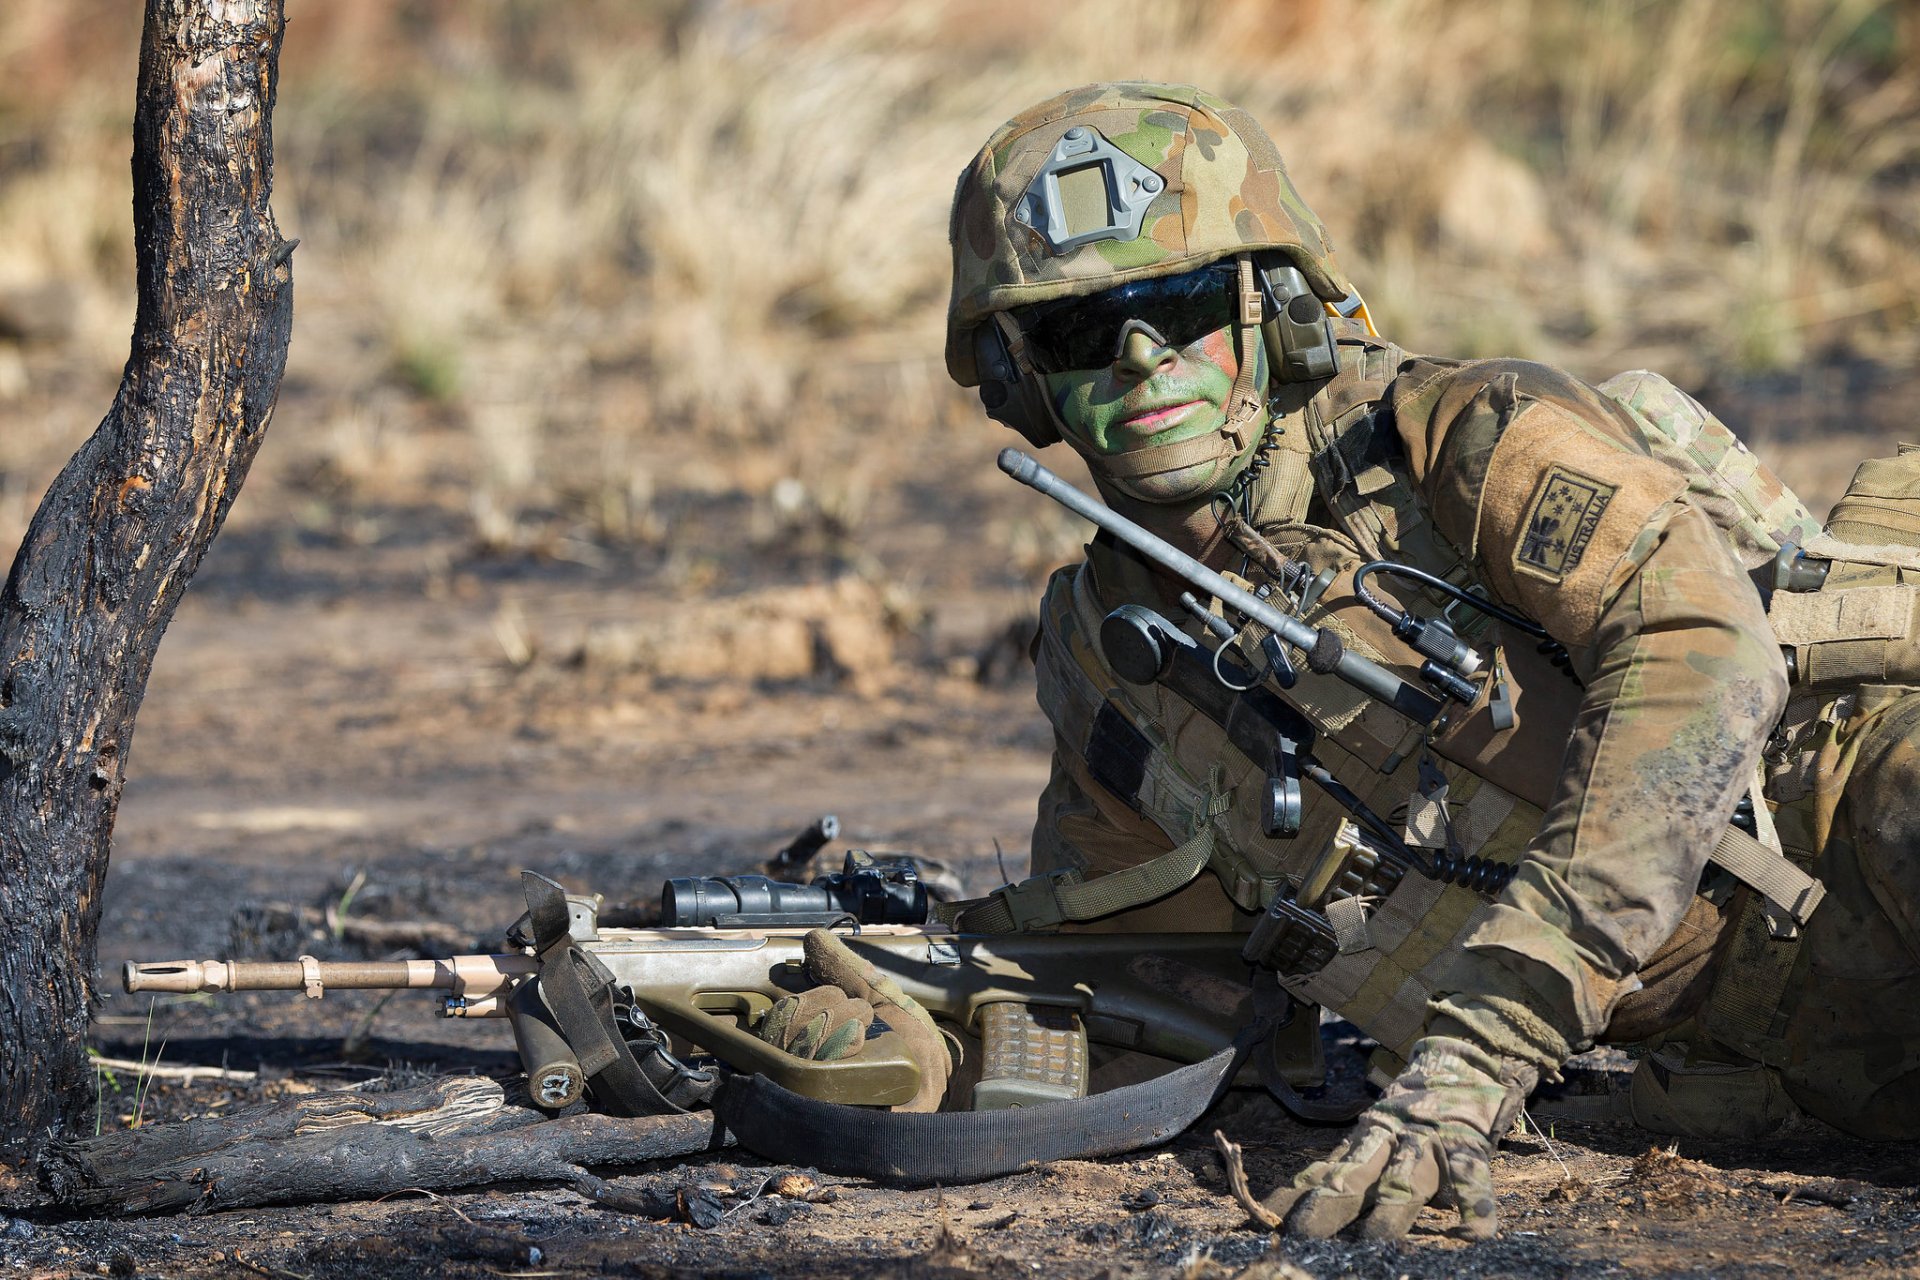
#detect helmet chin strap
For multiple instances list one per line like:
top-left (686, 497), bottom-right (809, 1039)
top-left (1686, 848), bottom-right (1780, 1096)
top-left (1046, 256), bottom-right (1269, 506)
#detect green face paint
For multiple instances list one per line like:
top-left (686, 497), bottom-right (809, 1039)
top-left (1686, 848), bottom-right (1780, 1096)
top-left (1043, 324), bottom-right (1268, 504)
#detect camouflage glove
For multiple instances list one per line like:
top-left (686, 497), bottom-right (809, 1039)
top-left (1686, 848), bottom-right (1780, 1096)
top-left (755, 986), bottom-right (874, 1060)
top-left (802, 928), bottom-right (950, 1112)
top-left (1263, 1035), bottom-right (1536, 1241)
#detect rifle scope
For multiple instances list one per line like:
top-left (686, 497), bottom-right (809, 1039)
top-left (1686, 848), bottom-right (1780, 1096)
top-left (662, 854), bottom-right (929, 928)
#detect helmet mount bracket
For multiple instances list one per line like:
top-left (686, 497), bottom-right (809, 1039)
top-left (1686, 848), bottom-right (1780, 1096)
top-left (1013, 126), bottom-right (1164, 255)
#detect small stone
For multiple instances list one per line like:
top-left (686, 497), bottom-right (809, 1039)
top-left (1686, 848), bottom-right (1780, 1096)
top-left (754, 1201), bottom-right (804, 1227)
top-left (1131, 1210), bottom-right (1178, 1246)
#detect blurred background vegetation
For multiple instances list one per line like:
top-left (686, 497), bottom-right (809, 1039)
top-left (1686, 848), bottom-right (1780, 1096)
top-left (1, 0), bottom-right (1916, 585)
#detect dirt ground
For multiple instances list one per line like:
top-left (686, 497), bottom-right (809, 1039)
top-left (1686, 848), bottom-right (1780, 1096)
top-left (1, 360), bottom-right (1918, 1278)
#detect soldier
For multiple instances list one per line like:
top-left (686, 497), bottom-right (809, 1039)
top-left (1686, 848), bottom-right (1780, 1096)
top-left (943, 82), bottom-right (1920, 1240)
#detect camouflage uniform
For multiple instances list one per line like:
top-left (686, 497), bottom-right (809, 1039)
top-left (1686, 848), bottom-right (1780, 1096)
top-left (947, 83), bottom-right (1920, 1162)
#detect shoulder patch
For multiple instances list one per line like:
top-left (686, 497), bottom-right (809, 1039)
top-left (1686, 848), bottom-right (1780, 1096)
top-left (1515, 466), bottom-right (1617, 582)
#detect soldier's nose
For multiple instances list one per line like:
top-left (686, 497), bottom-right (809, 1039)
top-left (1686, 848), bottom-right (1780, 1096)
top-left (1113, 327), bottom-right (1177, 383)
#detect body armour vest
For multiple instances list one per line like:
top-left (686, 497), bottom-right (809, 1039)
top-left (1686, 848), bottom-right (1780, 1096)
top-left (1030, 334), bottom-right (1825, 1063)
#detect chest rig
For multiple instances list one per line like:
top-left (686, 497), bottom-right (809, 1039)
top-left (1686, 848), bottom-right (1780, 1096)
top-left (983, 337), bottom-right (1836, 1067)
top-left (1007, 338), bottom-right (1550, 1059)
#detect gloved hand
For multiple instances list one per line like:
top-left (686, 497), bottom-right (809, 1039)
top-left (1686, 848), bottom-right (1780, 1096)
top-left (800, 928), bottom-right (951, 1112)
top-left (1262, 1035), bottom-right (1536, 1240)
top-left (756, 986), bottom-right (873, 1060)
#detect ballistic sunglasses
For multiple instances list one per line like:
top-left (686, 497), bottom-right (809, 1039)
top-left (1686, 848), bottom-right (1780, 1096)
top-left (1010, 261), bottom-right (1242, 375)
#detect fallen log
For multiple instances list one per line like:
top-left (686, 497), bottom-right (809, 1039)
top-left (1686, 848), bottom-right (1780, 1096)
top-left (45, 1077), bottom-right (730, 1214)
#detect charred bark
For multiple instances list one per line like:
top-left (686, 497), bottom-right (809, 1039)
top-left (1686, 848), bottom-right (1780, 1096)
top-left (0, 0), bottom-right (293, 1173)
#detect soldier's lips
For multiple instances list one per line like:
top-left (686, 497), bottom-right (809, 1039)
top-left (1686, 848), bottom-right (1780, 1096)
top-left (1117, 400), bottom-right (1206, 433)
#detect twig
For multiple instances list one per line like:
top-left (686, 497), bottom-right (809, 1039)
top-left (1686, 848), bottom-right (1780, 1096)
top-left (1521, 1107), bottom-right (1572, 1179)
top-left (88, 1056), bottom-right (259, 1085)
top-left (993, 838), bottom-right (1011, 886)
top-left (723, 1172), bottom-right (781, 1219)
top-left (233, 1253), bottom-right (313, 1280)
top-left (372, 1185), bottom-right (478, 1225)
top-left (1212, 1129), bottom-right (1282, 1229)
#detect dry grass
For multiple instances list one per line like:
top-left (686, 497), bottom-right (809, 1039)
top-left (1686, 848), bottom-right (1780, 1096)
top-left (0, 0), bottom-right (1916, 558)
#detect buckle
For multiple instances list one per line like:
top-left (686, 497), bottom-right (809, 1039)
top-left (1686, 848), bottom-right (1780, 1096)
top-left (1237, 258), bottom-right (1262, 327)
top-left (995, 868), bottom-right (1079, 932)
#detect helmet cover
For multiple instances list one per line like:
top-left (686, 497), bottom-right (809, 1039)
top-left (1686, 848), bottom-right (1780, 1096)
top-left (946, 81), bottom-right (1351, 387)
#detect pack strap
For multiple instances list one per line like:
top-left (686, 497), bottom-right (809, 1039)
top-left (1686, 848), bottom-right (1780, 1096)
top-left (941, 770), bottom-right (1233, 933)
top-left (940, 822), bottom-right (1219, 933)
top-left (712, 1037), bottom-right (1242, 1184)
top-left (1707, 824), bottom-right (1824, 929)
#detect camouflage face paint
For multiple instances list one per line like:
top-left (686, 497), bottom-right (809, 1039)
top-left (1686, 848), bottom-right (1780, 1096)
top-left (1043, 323), bottom-right (1268, 503)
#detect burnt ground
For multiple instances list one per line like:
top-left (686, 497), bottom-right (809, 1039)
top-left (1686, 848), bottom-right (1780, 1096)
top-left (4, 366), bottom-right (1920, 1278)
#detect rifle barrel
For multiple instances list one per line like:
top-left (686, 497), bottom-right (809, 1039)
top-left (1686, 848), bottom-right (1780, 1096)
top-left (123, 954), bottom-right (537, 999)
top-left (996, 449), bottom-right (1439, 719)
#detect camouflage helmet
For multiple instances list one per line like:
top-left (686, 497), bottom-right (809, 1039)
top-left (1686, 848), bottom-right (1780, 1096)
top-left (945, 81), bottom-right (1353, 387)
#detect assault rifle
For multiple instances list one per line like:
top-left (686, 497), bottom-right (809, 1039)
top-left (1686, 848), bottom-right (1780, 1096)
top-left (125, 850), bottom-right (1327, 1181)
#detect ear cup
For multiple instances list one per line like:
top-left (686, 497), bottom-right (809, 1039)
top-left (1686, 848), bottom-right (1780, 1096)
top-left (1256, 261), bottom-right (1340, 383)
top-left (973, 322), bottom-right (1062, 448)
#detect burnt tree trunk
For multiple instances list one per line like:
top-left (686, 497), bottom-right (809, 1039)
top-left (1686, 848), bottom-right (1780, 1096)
top-left (0, 0), bottom-right (292, 1174)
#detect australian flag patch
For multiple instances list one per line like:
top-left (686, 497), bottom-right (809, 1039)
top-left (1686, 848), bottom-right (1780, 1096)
top-left (1515, 467), bottom-right (1616, 582)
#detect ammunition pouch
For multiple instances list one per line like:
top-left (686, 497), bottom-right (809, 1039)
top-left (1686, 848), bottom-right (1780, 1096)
top-left (1628, 1043), bottom-right (1803, 1140)
top-left (1824, 445), bottom-right (1920, 548)
top-left (1768, 447), bottom-right (1920, 689)
top-left (1772, 582), bottom-right (1920, 689)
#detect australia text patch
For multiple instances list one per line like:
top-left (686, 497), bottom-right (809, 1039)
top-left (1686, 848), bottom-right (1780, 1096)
top-left (1515, 467), bottom-right (1616, 582)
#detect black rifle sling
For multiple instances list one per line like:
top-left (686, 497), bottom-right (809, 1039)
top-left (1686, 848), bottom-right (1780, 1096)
top-left (519, 872), bottom-right (686, 1118)
top-left (712, 1041), bottom-right (1241, 1184)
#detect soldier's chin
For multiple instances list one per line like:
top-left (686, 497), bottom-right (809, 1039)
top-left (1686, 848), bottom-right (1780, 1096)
top-left (1106, 457), bottom-right (1226, 504)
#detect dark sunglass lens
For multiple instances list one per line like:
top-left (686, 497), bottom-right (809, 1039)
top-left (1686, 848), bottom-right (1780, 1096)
top-left (1015, 265), bottom-right (1235, 373)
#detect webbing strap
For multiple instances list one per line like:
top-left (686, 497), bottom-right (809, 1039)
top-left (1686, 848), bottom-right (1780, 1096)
top-left (1324, 895), bottom-right (1372, 955)
top-left (946, 764), bottom-right (1233, 932)
top-left (1804, 532), bottom-right (1920, 571)
top-left (1808, 639), bottom-right (1890, 686)
top-left (1706, 826), bottom-right (1825, 927)
top-left (520, 872), bottom-right (688, 1118)
top-left (943, 822), bottom-right (1219, 933)
top-left (713, 1040), bottom-right (1241, 1184)
top-left (1095, 429), bottom-right (1241, 479)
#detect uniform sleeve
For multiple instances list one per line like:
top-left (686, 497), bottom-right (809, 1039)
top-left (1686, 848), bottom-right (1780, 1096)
top-left (1391, 360), bottom-right (1789, 1064)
